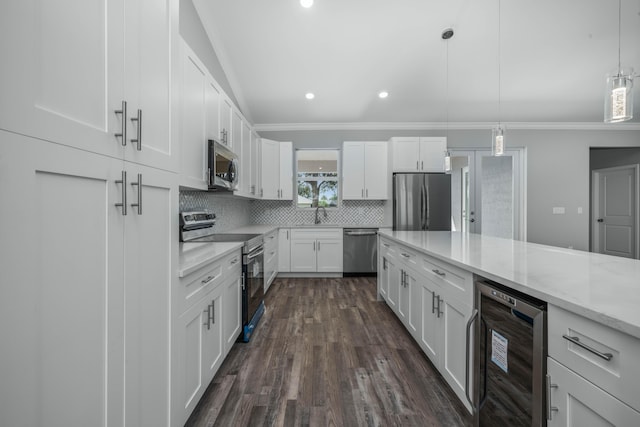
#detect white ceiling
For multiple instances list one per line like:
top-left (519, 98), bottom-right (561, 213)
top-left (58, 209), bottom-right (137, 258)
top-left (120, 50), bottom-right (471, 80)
top-left (193, 0), bottom-right (640, 127)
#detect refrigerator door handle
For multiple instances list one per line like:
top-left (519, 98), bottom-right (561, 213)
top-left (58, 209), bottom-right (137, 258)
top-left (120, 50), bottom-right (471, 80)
top-left (421, 181), bottom-right (428, 230)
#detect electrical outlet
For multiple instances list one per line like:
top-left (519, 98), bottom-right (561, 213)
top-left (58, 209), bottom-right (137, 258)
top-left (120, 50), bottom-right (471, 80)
top-left (577, 207), bottom-right (583, 214)
top-left (552, 207), bottom-right (565, 215)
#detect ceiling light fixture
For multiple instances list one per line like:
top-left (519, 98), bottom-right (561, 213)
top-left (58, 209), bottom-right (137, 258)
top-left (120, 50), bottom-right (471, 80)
top-left (378, 91), bottom-right (389, 99)
top-left (305, 92), bottom-right (315, 100)
top-left (300, 0), bottom-right (313, 8)
top-left (493, 0), bottom-right (505, 156)
top-left (604, 0), bottom-right (634, 123)
top-left (442, 28), bottom-right (454, 172)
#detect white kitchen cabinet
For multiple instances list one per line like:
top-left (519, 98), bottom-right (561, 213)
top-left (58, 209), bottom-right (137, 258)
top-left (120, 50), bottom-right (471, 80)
top-left (0, 133), bottom-right (177, 427)
top-left (547, 358), bottom-right (640, 426)
top-left (0, 0), bottom-right (178, 171)
top-left (235, 119), bottom-right (252, 198)
top-left (278, 228), bottom-right (292, 272)
top-left (250, 131), bottom-right (261, 197)
top-left (177, 285), bottom-right (223, 425)
top-left (261, 138), bottom-right (293, 200)
top-left (220, 97), bottom-right (233, 147)
top-left (342, 141), bottom-right (388, 200)
top-left (420, 278), bottom-right (440, 362)
top-left (391, 137), bottom-right (447, 172)
top-left (180, 41), bottom-right (208, 190)
top-left (174, 248), bottom-right (242, 426)
top-left (205, 78), bottom-right (222, 144)
top-left (264, 229), bottom-right (279, 292)
top-left (290, 228), bottom-right (343, 273)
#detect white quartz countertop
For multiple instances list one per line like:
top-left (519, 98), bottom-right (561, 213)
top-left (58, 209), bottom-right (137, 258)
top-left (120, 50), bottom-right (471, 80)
top-left (378, 230), bottom-right (640, 339)
top-left (178, 241), bottom-right (243, 278)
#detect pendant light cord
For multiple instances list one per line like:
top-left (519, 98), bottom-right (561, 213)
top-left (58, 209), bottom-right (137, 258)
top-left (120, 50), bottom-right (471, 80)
top-left (446, 37), bottom-right (449, 140)
top-left (617, 0), bottom-right (622, 72)
top-left (498, 0), bottom-right (501, 127)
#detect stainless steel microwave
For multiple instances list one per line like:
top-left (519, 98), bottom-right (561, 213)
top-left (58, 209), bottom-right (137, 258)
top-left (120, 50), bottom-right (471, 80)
top-left (208, 139), bottom-right (239, 191)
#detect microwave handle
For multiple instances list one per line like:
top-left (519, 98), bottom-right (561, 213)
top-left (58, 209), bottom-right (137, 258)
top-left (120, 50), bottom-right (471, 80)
top-left (230, 158), bottom-right (239, 188)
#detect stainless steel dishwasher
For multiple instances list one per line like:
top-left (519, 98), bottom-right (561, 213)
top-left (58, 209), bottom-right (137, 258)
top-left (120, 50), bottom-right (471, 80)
top-left (343, 228), bottom-right (378, 276)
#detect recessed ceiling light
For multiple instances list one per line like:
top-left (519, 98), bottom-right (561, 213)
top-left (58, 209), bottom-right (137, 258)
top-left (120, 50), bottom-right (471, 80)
top-left (305, 92), bottom-right (315, 100)
top-left (378, 91), bottom-right (389, 99)
top-left (300, 0), bottom-right (313, 8)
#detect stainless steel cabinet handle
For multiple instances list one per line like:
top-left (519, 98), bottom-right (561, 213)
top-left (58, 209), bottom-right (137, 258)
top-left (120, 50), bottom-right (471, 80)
top-left (115, 100), bottom-right (127, 146)
top-left (416, 161), bottom-right (419, 170)
top-left (382, 257), bottom-right (387, 270)
top-left (115, 170), bottom-right (127, 215)
top-left (313, 241), bottom-right (316, 251)
top-left (366, 189), bottom-right (368, 198)
top-left (432, 269), bottom-right (445, 277)
top-left (361, 189), bottom-right (364, 198)
top-left (465, 309), bottom-right (479, 412)
top-left (401, 253), bottom-right (410, 258)
top-left (546, 374), bottom-right (558, 420)
top-left (286, 230), bottom-right (289, 240)
top-left (421, 161), bottom-right (424, 170)
top-left (130, 173), bottom-right (142, 215)
top-left (437, 295), bottom-right (443, 318)
top-left (130, 109), bottom-right (142, 150)
top-left (201, 275), bottom-right (215, 285)
top-left (562, 335), bottom-right (613, 361)
top-left (432, 291), bottom-right (436, 314)
top-left (230, 258), bottom-right (239, 265)
top-left (203, 304), bottom-right (212, 330)
top-left (317, 241), bottom-right (321, 251)
top-left (211, 300), bottom-right (215, 325)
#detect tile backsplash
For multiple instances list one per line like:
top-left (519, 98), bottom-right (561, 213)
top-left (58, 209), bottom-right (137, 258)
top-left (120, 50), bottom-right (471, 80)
top-left (180, 191), bottom-right (388, 229)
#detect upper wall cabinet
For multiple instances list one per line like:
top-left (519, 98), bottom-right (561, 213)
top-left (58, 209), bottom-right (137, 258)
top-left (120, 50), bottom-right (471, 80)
top-left (0, 0), bottom-right (179, 172)
top-left (391, 137), bottom-right (447, 173)
top-left (261, 139), bottom-right (293, 200)
top-left (342, 141), bottom-right (389, 200)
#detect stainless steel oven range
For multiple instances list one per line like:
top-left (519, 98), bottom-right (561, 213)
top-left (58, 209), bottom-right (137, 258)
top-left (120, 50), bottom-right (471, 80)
top-left (180, 212), bottom-right (265, 342)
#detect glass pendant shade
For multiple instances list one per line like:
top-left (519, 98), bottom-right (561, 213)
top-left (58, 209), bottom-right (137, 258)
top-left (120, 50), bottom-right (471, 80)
top-left (492, 126), bottom-right (505, 156)
top-left (444, 151), bottom-right (451, 172)
top-left (604, 68), bottom-right (634, 123)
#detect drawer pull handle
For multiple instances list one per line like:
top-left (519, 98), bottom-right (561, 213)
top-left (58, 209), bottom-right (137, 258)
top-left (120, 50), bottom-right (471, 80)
top-left (202, 275), bottom-right (216, 285)
top-left (401, 253), bottom-right (410, 258)
top-left (382, 243), bottom-right (390, 248)
top-left (230, 259), bottom-right (239, 265)
top-left (562, 335), bottom-right (613, 361)
top-left (432, 269), bottom-right (446, 276)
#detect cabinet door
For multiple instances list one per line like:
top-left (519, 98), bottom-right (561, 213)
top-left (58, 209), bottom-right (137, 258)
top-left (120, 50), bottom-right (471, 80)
top-left (547, 358), bottom-right (640, 427)
top-left (205, 79), bottom-right (221, 144)
top-left (231, 109), bottom-right (242, 154)
top-left (219, 97), bottom-right (233, 147)
top-left (386, 259), bottom-right (400, 312)
top-left (279, 141), bottom-right (294, 200)
top-left (364, 141), bottom-right (389, 199)
top-left (123, 163), bottom-right (176, 427)
top-left (440, 296), bottom-right (472, 412)
top-left (316, 238), bottom-right (343, 272)
top-left (223, 274), bottom-right (242, 354)
top-left (0, 0), bottom-right (124, 160)
top-left (342, 142), bottom-right (365, 199)
top-left (391, 137), bottom-right (420, 172)
top-left (290, 239), bottom-right (317, 272)
top-left (397, 269), bottom-right (410, 324)
top-left (419, 137), bottom-right (447, 172)
top-left (240, 121), bottom-right (252, 195)
top-left (260, 138), bottom-right (280, 199)
top-left (420, 278), bottom-right (439, 363)
top-left (278, 229), bottom-right (291, 272)
top-left (0, 133), bottom-right (125, 427)
top-left (123, 0), bottom-right (177, 171)
top-left (180, 44), bottom-right (208, 190)
top-left (378, 256), bottom-right (390, 299)
top-left (407, 270), bottom-right (421, 339)
top-left (250, 131), bottom-right (260, 196)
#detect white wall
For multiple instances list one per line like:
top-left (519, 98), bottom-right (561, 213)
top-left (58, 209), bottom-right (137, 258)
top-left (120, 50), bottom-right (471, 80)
top-left (259, 127), bottom-right (640, 251)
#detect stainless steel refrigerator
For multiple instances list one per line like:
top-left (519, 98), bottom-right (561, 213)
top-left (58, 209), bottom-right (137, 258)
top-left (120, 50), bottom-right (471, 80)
top-left (393, 173), bottom-right (451, 231)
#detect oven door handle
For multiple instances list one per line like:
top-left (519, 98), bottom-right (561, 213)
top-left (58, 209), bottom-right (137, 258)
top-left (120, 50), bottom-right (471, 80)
top-left (247, 248), bottom-right (265, 260)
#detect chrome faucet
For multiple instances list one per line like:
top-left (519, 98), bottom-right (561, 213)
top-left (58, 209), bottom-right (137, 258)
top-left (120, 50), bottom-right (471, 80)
top-left (314, 205), bottom-right (328, 224)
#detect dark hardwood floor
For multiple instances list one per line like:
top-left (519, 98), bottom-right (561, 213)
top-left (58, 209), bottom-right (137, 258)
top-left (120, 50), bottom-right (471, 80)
top-left (185, 277), bottom-right (472, 427)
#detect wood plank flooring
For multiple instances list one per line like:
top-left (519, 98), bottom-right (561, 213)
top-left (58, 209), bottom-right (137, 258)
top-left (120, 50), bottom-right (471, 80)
top-left (185, 277), bottom-right (472, 427)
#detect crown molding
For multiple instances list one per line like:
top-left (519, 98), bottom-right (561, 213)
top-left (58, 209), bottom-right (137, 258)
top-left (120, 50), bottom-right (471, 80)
top-left (254, 121), bottom-right (640, 132)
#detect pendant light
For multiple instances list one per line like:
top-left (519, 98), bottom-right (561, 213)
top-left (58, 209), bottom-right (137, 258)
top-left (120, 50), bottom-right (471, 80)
top-left (604, 0), bottom-right (634, 123)
top-left (443, 28), bottom-right (454, 172)
top-left (492, 0), bottom-right (505, 156)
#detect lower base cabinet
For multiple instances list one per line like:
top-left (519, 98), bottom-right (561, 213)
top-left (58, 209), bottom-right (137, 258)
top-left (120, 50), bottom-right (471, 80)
top-left (173, 250), bottom-right (242, 426)
top-left (290, 228), bottom-right (343, 273)
top-left (547, 358), bottom-right (640, 426)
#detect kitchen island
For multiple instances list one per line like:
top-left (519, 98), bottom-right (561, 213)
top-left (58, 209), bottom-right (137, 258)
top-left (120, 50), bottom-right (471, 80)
top-left (378, 230), bottom-right (640, 425)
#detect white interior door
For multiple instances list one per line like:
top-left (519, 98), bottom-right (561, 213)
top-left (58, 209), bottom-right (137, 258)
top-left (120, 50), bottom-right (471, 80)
top-left (592, 164), bottom-right (639, 259)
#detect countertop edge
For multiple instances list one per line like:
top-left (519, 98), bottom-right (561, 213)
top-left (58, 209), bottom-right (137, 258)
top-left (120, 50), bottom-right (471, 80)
top-left (178, 242), bottom-right (244, 278)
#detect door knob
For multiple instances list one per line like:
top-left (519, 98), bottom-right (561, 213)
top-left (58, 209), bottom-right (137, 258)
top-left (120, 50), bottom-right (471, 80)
top-left (597, 218), bottom-right (604, 222)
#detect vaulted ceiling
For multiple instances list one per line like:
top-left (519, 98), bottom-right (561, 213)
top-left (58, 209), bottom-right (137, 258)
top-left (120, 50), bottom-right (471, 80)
top-left (193, 0), bottom-right (640, 127)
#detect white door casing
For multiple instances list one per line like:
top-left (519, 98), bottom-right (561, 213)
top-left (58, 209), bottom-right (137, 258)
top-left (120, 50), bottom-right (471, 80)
top-left (592, 164), bottom-right (639, 259)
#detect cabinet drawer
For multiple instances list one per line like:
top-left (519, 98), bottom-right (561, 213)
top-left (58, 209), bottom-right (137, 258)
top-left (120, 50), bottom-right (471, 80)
top-left (396, 244), bottom-right (418, 269)
top-left (225, 250), bottom-right (242, 277)
top-left (291, 228), bottom-right (342, 240)
top-left (421, 256), bottom-right (472, 305)
top-left (179, 259), bottom-right (224, 313)
top-left (264, 230), bottom-right (278, 249)
top-left (379, 238), bottom-right (397, 260)
top-left (548, 305), bottom-right (640, 411)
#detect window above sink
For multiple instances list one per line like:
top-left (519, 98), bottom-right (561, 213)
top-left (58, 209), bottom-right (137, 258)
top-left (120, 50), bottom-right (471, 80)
top-left (296, 149), bottom-right (339, 209)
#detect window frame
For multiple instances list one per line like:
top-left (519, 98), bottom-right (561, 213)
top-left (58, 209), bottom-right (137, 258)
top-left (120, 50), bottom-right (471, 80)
top-left (295, 148), bottom-right (341, 209)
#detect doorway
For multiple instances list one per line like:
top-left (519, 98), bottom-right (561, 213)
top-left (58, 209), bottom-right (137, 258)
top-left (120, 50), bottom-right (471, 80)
top-left (591, 164), bottom-right (639, 259)
top-left (449, 148), bottom-right (526, 240)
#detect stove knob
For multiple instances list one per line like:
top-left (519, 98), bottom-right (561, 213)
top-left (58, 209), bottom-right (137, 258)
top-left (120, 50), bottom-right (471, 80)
top-left (184, 215), bottom-right (192, 221)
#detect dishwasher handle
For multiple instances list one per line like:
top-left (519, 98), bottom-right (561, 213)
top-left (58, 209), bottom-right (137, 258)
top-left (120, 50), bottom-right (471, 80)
top-left (344, 230), bottom-right (378, 236)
